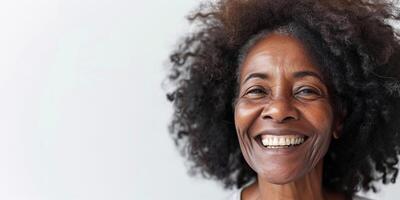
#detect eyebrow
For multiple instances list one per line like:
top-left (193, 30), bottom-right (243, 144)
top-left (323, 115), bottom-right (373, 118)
top-left (242, 73), bottom-right (268, 84)
top-left (293, 71), bottom-right (323, 82)
top-left (242, 70), bottom-right (323, 84)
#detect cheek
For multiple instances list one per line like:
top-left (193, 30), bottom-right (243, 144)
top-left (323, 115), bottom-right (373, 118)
top-left (303, 102), bottom-right (334, 137)
top-left (234, 100), bottom-right (263, 167)
top-left (234, 100), bottom-right (262, 134)
top-left (300, 101), bottom-right (334, 165)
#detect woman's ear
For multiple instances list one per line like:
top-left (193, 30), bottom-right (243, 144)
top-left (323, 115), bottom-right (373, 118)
top-left (333, 109), bottom-right (347, 139)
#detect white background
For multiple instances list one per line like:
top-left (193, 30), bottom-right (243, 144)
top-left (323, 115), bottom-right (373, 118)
top-left (0, 0), bottom-right (398, 199)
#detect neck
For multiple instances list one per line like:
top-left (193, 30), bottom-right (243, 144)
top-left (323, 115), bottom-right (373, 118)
top-left (247, 161), bottom-right (328, 200)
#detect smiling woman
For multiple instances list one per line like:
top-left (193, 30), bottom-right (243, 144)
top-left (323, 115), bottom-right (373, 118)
top-left (235, 31), bottom-right (334, 181)
top-left (165, 0), bottom-right (400, 199)
top-left (234, 29), bottom-right (344, 200)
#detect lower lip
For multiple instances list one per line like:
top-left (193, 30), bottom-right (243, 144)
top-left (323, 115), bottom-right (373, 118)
top-left (254, 137), bottom-right (308, 155)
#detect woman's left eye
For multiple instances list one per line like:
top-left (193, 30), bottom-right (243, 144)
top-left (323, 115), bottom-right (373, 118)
top-left (295, 87), bottom-right (321, 98)
top-left (298, 88), bottom-right (318, 94)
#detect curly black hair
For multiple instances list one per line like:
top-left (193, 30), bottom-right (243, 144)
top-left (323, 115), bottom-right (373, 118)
top-left (165, 0), bottom-right (400, 196)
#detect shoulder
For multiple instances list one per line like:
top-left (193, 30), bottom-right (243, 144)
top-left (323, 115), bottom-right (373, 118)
top-left (353, 195), bottom-right (373, 200)
top-left (223, 188), bottom-right (372, 200)
top-left (224, 187), bottom-right (243, 200)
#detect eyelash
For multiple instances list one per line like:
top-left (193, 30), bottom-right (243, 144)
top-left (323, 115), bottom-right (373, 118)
top-left (243, 86), bottom-right (321, 97)
top-left (295, 87), bottom-right (320, 95)
top-left (246, 88), bottom-right (266, 95)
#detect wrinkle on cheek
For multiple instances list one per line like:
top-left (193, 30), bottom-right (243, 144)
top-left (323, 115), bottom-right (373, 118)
top-left (307, 111), bottom-right (334, 170)
top-left (235, 102), bottom-right (254, 148)
top-left (234, 100), bottom-right (264, 167)
top-left (235, 124), bottom-right (256, 168)
top-left (308, 135), bottom-right (331, 170)
top-left (294, 100), bottom-right (333, 170)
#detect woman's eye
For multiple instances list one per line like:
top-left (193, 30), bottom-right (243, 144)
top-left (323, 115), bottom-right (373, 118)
top-left (248, 88), bottom-right (265, 94)
top-left (244, 87), bottom-right (267, 97)
top-left (299, 88), bottom-right (317, 94)
top-left (295, 87), bottom-right (321, 99)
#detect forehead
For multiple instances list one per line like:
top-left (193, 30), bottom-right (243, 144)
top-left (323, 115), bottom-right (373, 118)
top-left (239, 33), bottom-right (321, 80)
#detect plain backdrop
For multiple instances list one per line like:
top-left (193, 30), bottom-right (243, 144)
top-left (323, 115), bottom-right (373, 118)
top-left (0, 0), bottom-right (399, 199)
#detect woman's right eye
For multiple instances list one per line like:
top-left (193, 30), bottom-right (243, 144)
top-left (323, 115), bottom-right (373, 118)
top-left (244, 87), bottom-right (267, 97)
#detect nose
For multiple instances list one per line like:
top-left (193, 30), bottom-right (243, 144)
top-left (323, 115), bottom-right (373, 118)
top-left (261, 98), bottom-right (299, 123)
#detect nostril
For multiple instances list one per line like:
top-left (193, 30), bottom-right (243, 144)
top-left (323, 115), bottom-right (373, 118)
top-left (261, 114), bottom-right (297, 123)
top-left (262, 114), bottom-right (273, 120)
top-left (261, 105), bottom-right (299, 122)
top-left (281, 116), bottom-right (297, 122)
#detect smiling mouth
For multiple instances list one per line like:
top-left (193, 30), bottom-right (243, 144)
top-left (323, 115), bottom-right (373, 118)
top-left (255, 134), bottom-right (309, 149)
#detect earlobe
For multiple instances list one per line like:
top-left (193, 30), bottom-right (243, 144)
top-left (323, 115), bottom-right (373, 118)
top-left (333, 109), bottom-right (346, 139)
top-left (332, 130), bottom-right (340, 140)
top-left (332, 124), bottom-right (343, 139)
top-left (332, 131), bottom-right (339, 139)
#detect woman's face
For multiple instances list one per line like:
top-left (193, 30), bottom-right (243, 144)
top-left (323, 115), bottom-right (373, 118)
top-left (234, 34), bottom-right (339, 184)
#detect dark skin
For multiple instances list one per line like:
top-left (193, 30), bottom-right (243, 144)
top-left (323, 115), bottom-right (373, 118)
top-left (234, 34), bottom-right (346, 200)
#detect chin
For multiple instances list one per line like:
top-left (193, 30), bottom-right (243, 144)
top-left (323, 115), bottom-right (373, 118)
top-left (257, 167), bottom-right (306, 185)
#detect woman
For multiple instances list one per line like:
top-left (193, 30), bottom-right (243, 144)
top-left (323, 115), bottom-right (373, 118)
top-left (166, 0), bottom-right (400, 199)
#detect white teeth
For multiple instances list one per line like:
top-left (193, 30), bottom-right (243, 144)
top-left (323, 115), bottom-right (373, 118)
top-left (261, 135), bottom-right (305, 147)
top-left (285, 138), bottom-right (290, 144)
top-left (273, 138), bottom-right (278, 145)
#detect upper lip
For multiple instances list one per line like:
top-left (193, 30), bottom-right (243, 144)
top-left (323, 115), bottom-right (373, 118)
top-left (253, 128), bottom-right (310, 139)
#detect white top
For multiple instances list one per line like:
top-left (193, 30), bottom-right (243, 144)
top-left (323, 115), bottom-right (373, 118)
top-left (226, 187), bottom-right (372, 200)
